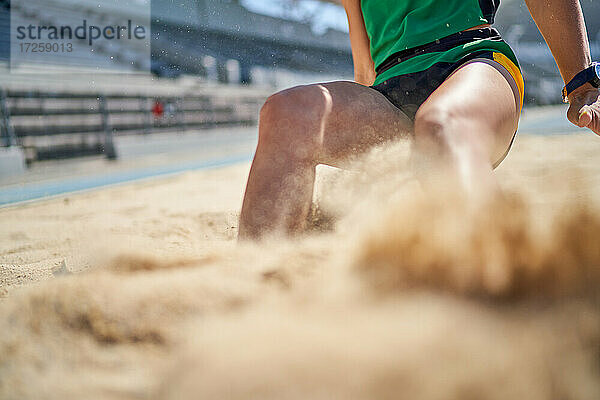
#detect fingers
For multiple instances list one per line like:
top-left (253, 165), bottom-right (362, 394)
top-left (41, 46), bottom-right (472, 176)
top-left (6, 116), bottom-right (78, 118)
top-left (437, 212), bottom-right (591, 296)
top-left (565, 88), bottom-right (600, 134)
top-left (578, 106), bottom-right (592, 127)
top-left (581, 103), bottom-right (600, 135)
top-left (567, 101), bottom-right (600, 135)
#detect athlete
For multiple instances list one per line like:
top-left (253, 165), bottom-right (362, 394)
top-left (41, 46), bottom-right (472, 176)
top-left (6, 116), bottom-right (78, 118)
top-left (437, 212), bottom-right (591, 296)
top-left (239, 0), bottom-right (600, 240)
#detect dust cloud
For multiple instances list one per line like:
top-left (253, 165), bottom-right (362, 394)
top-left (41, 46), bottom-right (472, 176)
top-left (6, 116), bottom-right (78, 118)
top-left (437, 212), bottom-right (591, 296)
top-left (1, 135), bottom-right (599, 399)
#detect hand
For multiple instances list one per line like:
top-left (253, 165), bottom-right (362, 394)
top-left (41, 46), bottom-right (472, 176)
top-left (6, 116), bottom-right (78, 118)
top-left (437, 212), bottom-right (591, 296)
top-left (567, 83), bottom-right (600, 136)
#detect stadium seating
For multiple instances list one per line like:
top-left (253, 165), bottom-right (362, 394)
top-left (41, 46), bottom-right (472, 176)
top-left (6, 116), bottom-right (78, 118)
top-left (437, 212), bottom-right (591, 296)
top-left (0, 64), bottom-right (268, 162)
top-left (1, 86), bottom-right (264, 161)
top-left (4, 0), bottom-right (352, 79)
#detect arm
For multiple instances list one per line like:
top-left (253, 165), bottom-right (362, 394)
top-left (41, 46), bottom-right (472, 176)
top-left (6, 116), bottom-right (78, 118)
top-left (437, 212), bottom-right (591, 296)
top-left (524, 0), bottom-right (600, 134)
top-left (342, 0), bottom-right (376, 86)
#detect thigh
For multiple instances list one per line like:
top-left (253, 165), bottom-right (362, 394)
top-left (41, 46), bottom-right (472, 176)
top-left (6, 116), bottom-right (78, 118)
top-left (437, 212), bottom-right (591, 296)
top-left (416, 61), bottom-right (520, 166)
top-left (307, 81), bottom-right (413, 165)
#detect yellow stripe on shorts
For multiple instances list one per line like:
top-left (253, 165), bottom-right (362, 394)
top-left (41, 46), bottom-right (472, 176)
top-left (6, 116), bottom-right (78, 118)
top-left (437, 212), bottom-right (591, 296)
top-left (492, 52), bottom-right (525, 111)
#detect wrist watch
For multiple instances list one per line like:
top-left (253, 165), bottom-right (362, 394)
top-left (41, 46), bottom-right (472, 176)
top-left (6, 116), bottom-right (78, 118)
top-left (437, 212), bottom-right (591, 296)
top-left (562, 62), bottom-right (600, 103)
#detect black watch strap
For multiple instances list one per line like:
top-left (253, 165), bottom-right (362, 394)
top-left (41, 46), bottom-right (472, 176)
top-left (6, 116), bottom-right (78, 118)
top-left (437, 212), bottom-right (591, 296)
top-left (562, 62), bottom-right (600, 103)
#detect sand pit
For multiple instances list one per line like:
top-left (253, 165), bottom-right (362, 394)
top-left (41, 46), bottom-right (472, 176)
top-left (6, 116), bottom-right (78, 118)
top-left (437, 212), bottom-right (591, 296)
top-left (1, 133), bottom-right (600, 399)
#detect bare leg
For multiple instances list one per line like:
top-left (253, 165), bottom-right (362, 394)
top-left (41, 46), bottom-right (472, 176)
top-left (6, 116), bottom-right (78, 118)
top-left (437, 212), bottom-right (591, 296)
top-left (411, 61), bottom-right (520, 200)
top-left (238, 81), bottom-right (413, 239)
top-left (239, 62), bottom-right (520, 240)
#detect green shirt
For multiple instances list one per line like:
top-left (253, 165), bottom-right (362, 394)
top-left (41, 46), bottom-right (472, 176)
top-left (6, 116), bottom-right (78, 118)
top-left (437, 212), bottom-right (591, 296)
top-left (361, 0), bottom-right (518, 85)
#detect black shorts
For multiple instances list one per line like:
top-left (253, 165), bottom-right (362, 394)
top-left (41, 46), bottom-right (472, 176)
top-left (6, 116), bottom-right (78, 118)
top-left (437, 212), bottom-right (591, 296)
top-left (369, 29), bottom-right (523, 121)
top-left (370, 51), bottom-right (522, 121)
top-left (371, 60), bottom-right (467, 120)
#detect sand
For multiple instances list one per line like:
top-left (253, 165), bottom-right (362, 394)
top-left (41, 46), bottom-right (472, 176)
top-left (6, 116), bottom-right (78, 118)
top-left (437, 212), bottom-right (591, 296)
top-left (1, 133), bottom-right (600, 399)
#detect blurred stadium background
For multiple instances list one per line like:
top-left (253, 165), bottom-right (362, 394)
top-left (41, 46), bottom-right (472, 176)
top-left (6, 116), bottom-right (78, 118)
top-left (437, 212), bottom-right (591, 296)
top-left (0, 0), bottom-right (598, 199)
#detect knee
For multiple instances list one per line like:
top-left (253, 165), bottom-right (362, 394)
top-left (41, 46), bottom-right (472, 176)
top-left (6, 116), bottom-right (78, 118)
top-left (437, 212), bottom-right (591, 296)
top-left (258, 85), bottom-right (332, 157)
top-left (260, 85), bottom-right (331, 125)
top-left (413, 105), bottom-right (455, 157)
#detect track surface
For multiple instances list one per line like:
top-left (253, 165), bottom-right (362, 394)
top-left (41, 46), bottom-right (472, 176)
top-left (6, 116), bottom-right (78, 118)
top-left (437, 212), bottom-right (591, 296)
top-left (0, 128), bottom-right (257, 207)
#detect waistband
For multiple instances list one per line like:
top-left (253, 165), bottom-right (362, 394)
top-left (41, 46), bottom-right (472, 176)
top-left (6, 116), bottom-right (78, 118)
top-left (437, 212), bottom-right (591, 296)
top-left (375, 27), bottom-right (503, 76)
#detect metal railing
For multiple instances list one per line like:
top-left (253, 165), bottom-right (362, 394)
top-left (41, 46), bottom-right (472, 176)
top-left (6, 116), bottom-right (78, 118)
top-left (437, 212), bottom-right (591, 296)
top-left (0, 89), bottom-right (261, 162)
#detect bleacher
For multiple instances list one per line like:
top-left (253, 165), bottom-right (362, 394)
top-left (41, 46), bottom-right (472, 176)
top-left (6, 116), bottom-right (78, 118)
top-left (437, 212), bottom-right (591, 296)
top-left (3, 90), bottom-right (259, 161)
top-left (152, 23), bottom-right (352, 79)
top-left (0, 66), bottom-right (268, 162)
top-left (1, 0), bottom-right (292, 163)
top-left (3, 0), bottom-right (352, 79)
